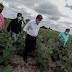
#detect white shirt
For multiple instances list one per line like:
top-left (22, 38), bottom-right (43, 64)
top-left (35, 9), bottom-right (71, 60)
top-left (23, 20), bottom-right (41, 37)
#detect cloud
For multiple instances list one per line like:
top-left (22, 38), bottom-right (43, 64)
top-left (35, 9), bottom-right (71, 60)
top-left (33, 1), bottom-right (63, 21)
top-left (0, 0), bottom-right (72, 34)
top-left (34, 2), bottom-right (61, 15)
top-left (1, 0), bottom-right (62, 20)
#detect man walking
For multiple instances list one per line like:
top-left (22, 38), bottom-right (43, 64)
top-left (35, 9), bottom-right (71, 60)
top-left (7, 13), bottom-right (22, 43)
top-left (23, 14), bottom-right (43, 63)
top-left (0, 3), bottom-right (4, 33)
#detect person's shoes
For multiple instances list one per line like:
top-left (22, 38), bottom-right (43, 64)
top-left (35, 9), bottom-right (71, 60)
top-left (29, 53), bottom-right (35, 58)
top-left (24, 58), bottom-right (28, 63)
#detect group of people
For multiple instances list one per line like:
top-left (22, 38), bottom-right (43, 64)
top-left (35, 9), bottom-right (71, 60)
top-left (0, 3), bottom-right (70, 63)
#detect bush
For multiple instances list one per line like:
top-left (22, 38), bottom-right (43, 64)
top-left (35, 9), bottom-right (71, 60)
top-left (0, 65), bottom-right (13, 72)
top-left (0, 33), bottom-right (16, 65)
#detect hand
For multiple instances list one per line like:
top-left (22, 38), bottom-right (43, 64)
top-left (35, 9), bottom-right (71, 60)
top-left (20, 33), bottom-right (22, 35)
top-left (65, 45), bottom-right (67, 48)
top-left (23, 35), bottom-right (25, 40)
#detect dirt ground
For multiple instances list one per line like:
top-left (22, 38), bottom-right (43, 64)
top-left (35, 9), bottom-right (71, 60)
top-left (10, 55), bottom-right (58, 72)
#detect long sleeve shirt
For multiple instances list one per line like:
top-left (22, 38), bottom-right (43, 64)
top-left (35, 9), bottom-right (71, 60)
top-left (7, 18), bottom-right (22, 34)
top-left (0, 13), bottom-right (4, 30)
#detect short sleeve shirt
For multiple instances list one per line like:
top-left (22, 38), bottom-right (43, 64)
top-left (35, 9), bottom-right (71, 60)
top-left (58, 32), bottom-right (69, 47)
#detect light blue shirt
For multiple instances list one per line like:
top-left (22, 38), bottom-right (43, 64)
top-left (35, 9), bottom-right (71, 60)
top-left (21, 21), bottom-right (24, 27)
top-left (58, 32), bottom-right (69, 47)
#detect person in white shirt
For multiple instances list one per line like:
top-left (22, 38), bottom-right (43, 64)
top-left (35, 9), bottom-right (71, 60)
top-left (23, 14), bottom-right (43, 63)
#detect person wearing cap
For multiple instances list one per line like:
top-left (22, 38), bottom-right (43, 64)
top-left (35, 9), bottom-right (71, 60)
top-left (0, 3), bottom-right (4, 33)
top-left (58, 29), bottom-right (70, 48)
top-left (23, 14), bottom-right (43, 63)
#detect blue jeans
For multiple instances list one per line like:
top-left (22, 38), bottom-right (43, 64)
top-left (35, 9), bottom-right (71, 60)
top-left (11, 32), bottom-right (19, 42)
top-left (0, 30), bottom-right (2, 33)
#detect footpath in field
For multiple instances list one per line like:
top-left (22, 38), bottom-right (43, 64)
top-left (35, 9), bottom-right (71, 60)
top-left (10, 55), bottom-right (58, 72)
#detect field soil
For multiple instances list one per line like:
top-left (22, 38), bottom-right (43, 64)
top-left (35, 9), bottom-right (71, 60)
top-left (10, 55), bottom-right (58, 72)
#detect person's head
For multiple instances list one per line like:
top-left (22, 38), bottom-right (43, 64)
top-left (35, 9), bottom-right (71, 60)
top-left (21, 17), bottom-right (24, 21)
top-left (65, 29), bottom-right (70, 35)
top-left (17, 13), bottom-right (22, 21)
top-left (36, 14), bottom-right (43, 24)
top-left (0, 3), bottom-right (4, 13)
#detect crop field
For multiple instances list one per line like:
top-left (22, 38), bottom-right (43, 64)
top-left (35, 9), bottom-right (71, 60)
top-left (0, 19), bottom-right (72, 72)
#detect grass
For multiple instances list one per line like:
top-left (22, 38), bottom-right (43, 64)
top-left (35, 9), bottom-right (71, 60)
top-left (1, 19), bottom-right (72, 72)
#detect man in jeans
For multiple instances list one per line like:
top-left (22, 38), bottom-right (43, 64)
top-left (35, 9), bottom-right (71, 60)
top-left (23, 14), bottom-right (43, 63)
top-left (7, 13), bottom-right (22, 43)
top-left (0, 3), bottom-right (4, 33)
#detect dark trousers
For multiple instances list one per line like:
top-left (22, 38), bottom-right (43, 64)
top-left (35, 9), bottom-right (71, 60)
top-left (24, 34), bottom-right (36, 60)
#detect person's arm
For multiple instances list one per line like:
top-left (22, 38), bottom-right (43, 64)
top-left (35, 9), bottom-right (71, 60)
top-left (23, 21), bottom-right (30, 40)
top-left (7, 20), bottom-right (13, 35)
top-left (65, 41), bottom-right (68, 48)
top-left (0, 14), bottom-right (4, 30)
top-left (1, 16), bottom-right (4, 30)
top-left (58, 36), bottom-right (61, 45)
top-left (58, 33), bottom-right (62, 45)
top-left (19, 21), bottom-right (22, 35)
top-left (65, 35), bottom-right (69, 48)
top-left (23, 31), bottom-right (25, 40)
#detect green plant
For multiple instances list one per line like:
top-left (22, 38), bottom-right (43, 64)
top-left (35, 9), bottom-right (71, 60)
top-left (0, 65), bottom-right (13, 72)
top-left (0, 33), bottom-right (16, 65)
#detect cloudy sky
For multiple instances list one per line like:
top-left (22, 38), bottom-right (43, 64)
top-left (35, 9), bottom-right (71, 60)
top-left (0, 0), bottom-right (72, 34)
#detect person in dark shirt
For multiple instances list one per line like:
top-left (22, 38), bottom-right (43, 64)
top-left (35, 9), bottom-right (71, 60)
top-left (7, 13), bottom-right (22, 43)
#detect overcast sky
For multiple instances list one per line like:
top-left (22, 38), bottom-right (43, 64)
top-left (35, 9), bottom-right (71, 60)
top-left (0, 0), bottom-right (72, 34)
